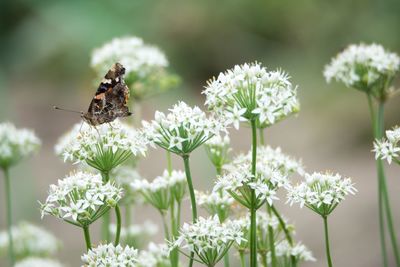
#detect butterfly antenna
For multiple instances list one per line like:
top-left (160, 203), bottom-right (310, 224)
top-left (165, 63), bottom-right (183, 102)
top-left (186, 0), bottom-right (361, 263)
top-left (53, 106), bottom-right (83, 114)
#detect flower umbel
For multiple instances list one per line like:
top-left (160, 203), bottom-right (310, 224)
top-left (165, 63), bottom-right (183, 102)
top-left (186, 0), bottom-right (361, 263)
top-left (204, 133), bottom-right (231, 172)
top-left (15, 257), bottom-right (65, 267)
top-left (40, 171), bottom-right (123, 226)
top-left (81, 243), bottom-right (138, 267)
top-left (203, 62), bottom-right (299, 129)
top-left (0, 222), bottom-right (60, 260)
top-left (373, 126), bottom-right (400, 164)
top-left (0, 122), bottom-right (41, 169)
top-left (196, 189), bottom-right (235, 222)
top-left (137, 243), bottom-right (170, 267)
top-left (324, 43), bottom-right (400, 99)
top-left (171, 216), bottom-right (245, 267)
top-left (143, 101), bottom-right (225, 156)
top-left (287, 171), bottom-right (356, 216)
top-left (109, 221), bottom-right (158, 249)
top-left (55, 120), bottom-right (148, 173)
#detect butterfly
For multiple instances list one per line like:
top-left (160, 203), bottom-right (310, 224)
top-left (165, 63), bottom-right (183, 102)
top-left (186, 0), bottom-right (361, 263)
top-left (55, 63), bottom-right (132, 126)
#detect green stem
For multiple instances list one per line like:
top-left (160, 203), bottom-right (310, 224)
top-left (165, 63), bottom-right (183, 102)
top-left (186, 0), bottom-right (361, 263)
top-left (267, 206), bottom-right (277, 267)
top-left (240, 251), bottom-right (246, 267)
top-left (3, 168), bottom-right (15, 266)
top-left (367, 95), bottom-right (388, 267)
top-left (101, 172), bottom-right (111, 242)
top-left (250, 120), bottom-right (258, 267)
top-left (223, 252), bottom-right (230, 267)
top-left (182, 155), bottom-right (198, 267)
top-left (270, 205), bottom-right (297, 267)
top-left (167, 151), bottom-right (173, 175)
top-left (83, 226), bottom-right (92, 251)
top-left (160, 210), bottom-right (171, 240)
top-left (114, 205), bottom-right (121, 245)
top-left (259, 127), bottom-right (265, 146)
top-left (261, 254), bottom-right (268, 267)
top-left (323, 216), bottom-right (333, 267)
top-left (376, 101), bottom-right (400, 266)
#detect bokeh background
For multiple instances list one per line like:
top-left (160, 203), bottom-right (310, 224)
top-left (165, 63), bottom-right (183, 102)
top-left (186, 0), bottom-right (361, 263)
top-left (1, 0), bottom-right (400, 266)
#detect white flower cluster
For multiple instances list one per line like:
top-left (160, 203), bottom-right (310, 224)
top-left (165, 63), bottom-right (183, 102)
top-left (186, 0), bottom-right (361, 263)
top-left (204, 133), bottom-right (231, 170)
top-left (142, 101), bottom-right (225, 155)
top-left (137, 243), bottom-right (170, 267)
top-left (0, 222), bottom-right (60, 259)
top-left (225, 145), bottom-right (304, 176)
top-left (324, 43), bottom-right (400, 89)
top-left (171, 216), bottom-right (245, 266)
top-left (0, 122), bottom-right (41, 168)
top-left (196, 190), bottom-right (235, 221)
top-left (287, 171), bottom-right (356, 216)
top-left (131, 170), bottom-right (186, 211)
top-left (203, 62), bottom-right (299, 129)
top-left (91, 36), bottom-right (168, 80)
top-left (55, 120), bottom-right (148, 171)
top-left (373, 126), bottom-right (400, 164)
top-left (15, 257), bottom-right (65, 267)
top-left (41, 171), bottom-right (123, 225)
top-left (110, 221), bottom-right (158, 247)
top-left (215, 162), bottom-right (288, 208)
top-left (274, 241), bottom-right (315, 263)
top-left (81, 243), bottom-right (138, 267)
top-left (112, 166), bottom-right (144, 204)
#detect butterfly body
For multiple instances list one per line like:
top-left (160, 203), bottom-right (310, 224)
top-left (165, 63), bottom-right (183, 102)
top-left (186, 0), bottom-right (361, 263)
top-left (82, 63), bottom-right (132, 126)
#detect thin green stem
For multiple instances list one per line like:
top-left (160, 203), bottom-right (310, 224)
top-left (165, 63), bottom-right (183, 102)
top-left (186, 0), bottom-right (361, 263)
top-left (259, 127), bottom-right (265, 146)
top-left (323, 216), bottom-right (333, 267)
top-left (267, 206), bottom-right (277, 267)
top-left (167, 151), bottom-right (173, 175)
top-left (3, 168), bottom-right (15, 266)
top-left (170, 200), bottom-right (179, 267)
top-left (367, 94), bottom-right (388, 267)
top-left (160, 210), bottom-right (171, 240)
top-left (240, 251), bottom-right (246, 267)
top-left (270, 205), bottom-right (297, 267)
top-left (376, 101), bottom-right (400, 266)
top-left (182, 155), bottom-right (198, 267)
top-left (101, 171), bottom-right (111, 242)
top-left (223, 252), bottom-right (230, 267)
top-left (250, 119), bottom-right (258, 267)
top-left (114, 205), bottom-right (121, 245)
top-left (83, 226), bottom-right (92, 251)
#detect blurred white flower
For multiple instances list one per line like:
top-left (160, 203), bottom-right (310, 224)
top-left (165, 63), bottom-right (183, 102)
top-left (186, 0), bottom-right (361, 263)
top-left (204, 133), bottom-right (231, 171)
top-left (324, 43), bottom-right (400, 94)
top-left (0, 122), bottom-right (41, 169)
top-left (196, 189), bottom-right (235, 221)
top-left (81, 243), bottom-right (138, 267)
top-left (131, 169), bottom-right (186, 211)
top-left (55, 120), bottom-right (148, 172)
top-left (171, 216), bottom-right (245, 267)
top-left (112, 165), bottom-right (144, 205)
top-left (274, 241), bottom-right (315, 264)
top-left (110, 221), bottom-right (158, 248)
top-left (142, 101), bottom-right (225, 155)
top-left (225, 145), bottom-right (304, 177)
top-left (15, 257), bottom-right (65, 267)
top-left (203, 62), bottom-right (299, 128)
top-left (286, 171), bottom-right (356, 216)
top-left (91, 36), bottom-right (168, 80)
top-left (40, 171), bottom-right (123, 225)
top-left (137, 242), bottom-right (170, 267)
top-left (373, 126), bottom-right (400, 164)
top-left (0, 222), bottom-right (60, 260)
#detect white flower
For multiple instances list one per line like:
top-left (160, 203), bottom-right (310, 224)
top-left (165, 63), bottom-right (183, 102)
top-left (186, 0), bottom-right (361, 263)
top-left (142, 101), bottom-right (225, 155)
top-left (137, 243), bottom-right (170, 267)
top-left (274, 241), bottom-right (315, 263)
top-left (224, 145), bottom-right (304, 177)
top-left (324, 43), bottom-right (400, 92)
top-left (131, 169), bottom-right (186, 211)
top-left (112, 166), bottom-right (145, 204)
top-left (91, 36), bottom-right (168, 79)
top-left (204, 133), bottom-right (231, 171)
top-left (0, 122), bottom-right (41, 168)
top-left (55, 120), bottom-right (148, 172)
top-left (40, 171), bottom-right (123, 225)
top-left (373, 126), bottom-right (400, 164)
top-left (81, 243), bottom-right (139, 267)
top-left (15, 257), bottom-right (65, 267)
top-left (0, 222), bottom-right (60, 260)
top-left (287, 171), bottom-right (356, 216)
top-left (203, 63), bottom-right (299, 128)
top-left (196, 190), bottom-right (235, 221)
top-left (171, 216), bottom-right (245, 266)
top-left (110, 221), bottom-right (158, 248)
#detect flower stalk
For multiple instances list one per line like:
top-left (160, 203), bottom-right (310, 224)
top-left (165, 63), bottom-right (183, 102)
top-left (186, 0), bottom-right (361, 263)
top-left (323, 216), bottom-right (333, 267)
top-left (83, 225), bottom-right (92, 251)
top-left (114, 204), bottom-right (122, 245)
top-left (250, 119), bottom-right (258, 267)
top-left (3, 167), bottom-right (15, 266)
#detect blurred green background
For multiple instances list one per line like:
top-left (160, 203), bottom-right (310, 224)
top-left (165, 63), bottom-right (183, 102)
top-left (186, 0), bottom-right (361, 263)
top-left (1, 0), bottom-right (400, 266)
